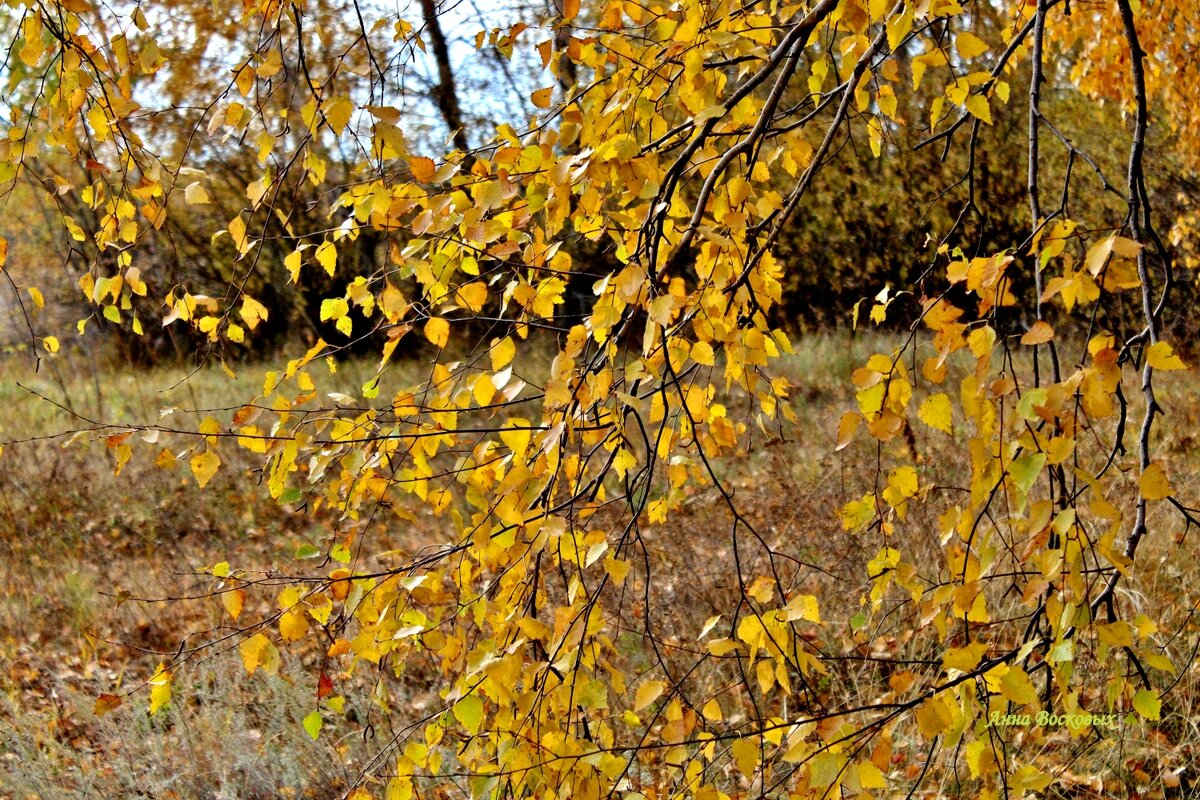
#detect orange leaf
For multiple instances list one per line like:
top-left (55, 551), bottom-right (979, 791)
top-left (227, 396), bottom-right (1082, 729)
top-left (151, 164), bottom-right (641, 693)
top-left (409, 156), bottom-right (436, 182)
top-left (94, 693), bottom-right (123, 716)
top-left (1020, 320), bottom-right (1055, 345)
top-left (835, 411), bottom-right (859, 451)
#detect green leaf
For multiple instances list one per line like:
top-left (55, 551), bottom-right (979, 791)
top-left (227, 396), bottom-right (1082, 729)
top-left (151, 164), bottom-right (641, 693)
top-left (1009, 452), bottom-right (1046, 499)
top-left (453, 694), bottom-right (484, 735)
top-left (1133, 689), bottom-right (1161, 720)
top-left (295, 543), bottom-right (321, 559)
top-left (303, 709), bottom-right (323, 739)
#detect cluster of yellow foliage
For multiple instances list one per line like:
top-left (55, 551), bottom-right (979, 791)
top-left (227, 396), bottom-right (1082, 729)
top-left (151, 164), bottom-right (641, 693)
top-left (2, 0), bottom-right (1196, 795)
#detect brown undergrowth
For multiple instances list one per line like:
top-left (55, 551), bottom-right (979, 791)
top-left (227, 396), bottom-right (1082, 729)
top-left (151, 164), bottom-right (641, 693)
top-left (0, 333), bottom-right (1198, 799)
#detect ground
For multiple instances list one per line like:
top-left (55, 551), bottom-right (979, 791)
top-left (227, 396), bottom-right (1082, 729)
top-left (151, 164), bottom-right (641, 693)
top-left (1, 333), bottom-right (1197, 799)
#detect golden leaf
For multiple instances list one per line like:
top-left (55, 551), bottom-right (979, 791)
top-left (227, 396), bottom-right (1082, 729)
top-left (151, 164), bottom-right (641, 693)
top-left (409, 156), bottom-right (436, 182)
top-left (1147, 341), bottom-right (1187, 370)
top-left (222, 589), bottom-right (246, 621)
top-left (424, 317), bottom-right (450, 348)
top-left (1139, 462), bottom-right (1172, 500)
top-left (633, 680), bottom-right (664, 711)
top-left (1020, 320), bottom-right (1055, 345)
top-left (190, 448), bottom-right (221, 489)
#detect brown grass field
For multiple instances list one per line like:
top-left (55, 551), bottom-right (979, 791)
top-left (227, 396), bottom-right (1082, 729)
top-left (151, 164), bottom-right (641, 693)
top-left (1, 333), bottom-right (1198, 799)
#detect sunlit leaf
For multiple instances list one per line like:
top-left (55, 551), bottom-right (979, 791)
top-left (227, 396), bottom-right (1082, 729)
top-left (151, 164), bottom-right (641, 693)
top-left (190, 448), bottom-right (221, 489)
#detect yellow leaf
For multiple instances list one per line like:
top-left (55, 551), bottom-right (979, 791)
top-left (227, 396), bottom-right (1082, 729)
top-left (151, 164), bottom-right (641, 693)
top-left (998, 665), bottom-right (1039, 705)
top-left (190, 448), bottom-right (221, 489)
top-left (148, 664), bottom-right (171, 715)
top-left (1139, 462), bottom-right (1172, 500)
top-left (453, 694), bottom-right (484, 734)
top-left (239, 632), bottom-right (270, 674)
top-left (604, 556), bottom-right (630, 584)
top-left (531, 87), bottom-right (553, 108)
top-left (27, 287), bottom-right (44, 309)
top-left (633, 680), bottom-right (664, 711)
top-left (315, 241), bottom-right (337, 277)
top-left (240, 296), bottom-right (269, 330)
top-left (303, 710), bottom-right (323, 740)
top-left (692, 340), bottom-right (715, 366)
top-left (473, 373), bottom-right (496, 406)
top-left (730, 737), bottom-right (758, 778)
top-left (956, 31), bottom-right (988, 59)
top-left (915, 695), bottom-right (954, 739)
top-left (381, 282), bottom-right (408, 321)
top-left (320, 297), bottom-right (349, 321)
top-left (784, 594), bottom-right (820, 623)
top-left (841, 494), bottom-right (876, 531)
top-left (228, 215), bottom-right (248, 253)
top-left (490, 337), bottom-right (516, 370)
top-left (222, 589), bottom-right (246, 621)
top-left (701, 698), bottom-right (723, 721)
top-left (1096, 621), bottom-right (1134, 647)
top-left (835, 410), bottom-right (859, 451)
top-left (424, 317), bottom-right (450, 348)
top-left (155, 448), bottom-right (177, 470)
top-left (235, 64), bottom-right (254, 96)
top-left (858, 760), bottom-right (887, 789)
top-left (965, 94), bottom-right (992, 124)
top-left (918, 393), bottom-right (953, 434)
top-left (455, 282), bottom-right (488, 312)
top-left (184, 182), bottom-right (211, 205)
top-left (942, 642), bottom-right (988, 672)
top-left (279, 609), bottom-right (309, 641)
top-left (199, 416), bottom-right (221, 443)
top-left (42, 336), bottom-right (59, 353)
top-left (325, 97), bottom-right (353, 135)
top-left (1146, 341), bottom-right (1187, 370)
top-left (285, 249), bottom-right (303, 283)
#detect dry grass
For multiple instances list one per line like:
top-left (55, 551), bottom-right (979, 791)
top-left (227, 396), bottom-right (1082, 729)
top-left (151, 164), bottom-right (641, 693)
top-left (0, 346), bottom-right (398, 800)
top-left (1, 331), bottom-right (1198, 798)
